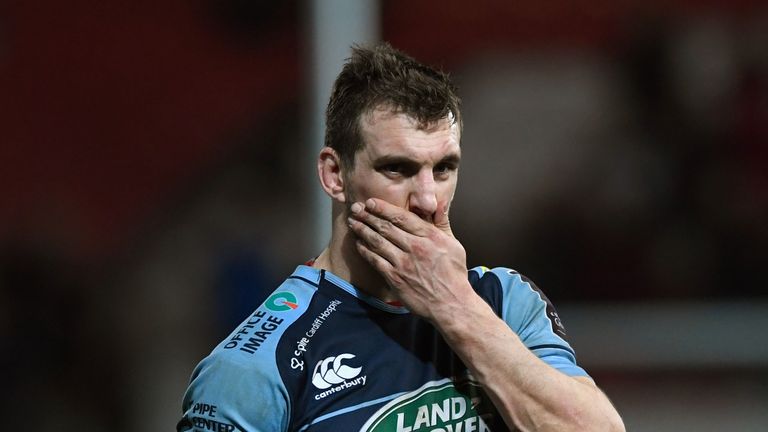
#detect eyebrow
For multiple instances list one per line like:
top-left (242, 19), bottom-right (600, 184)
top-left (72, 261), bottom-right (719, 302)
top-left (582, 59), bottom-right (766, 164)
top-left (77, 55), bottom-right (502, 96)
top-left (372, 152), bottom-right (461, 167)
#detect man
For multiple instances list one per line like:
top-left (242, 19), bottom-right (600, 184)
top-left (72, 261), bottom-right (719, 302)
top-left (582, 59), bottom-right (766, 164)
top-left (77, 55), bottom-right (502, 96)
top-left (178, 43), bottom-right (625, 432)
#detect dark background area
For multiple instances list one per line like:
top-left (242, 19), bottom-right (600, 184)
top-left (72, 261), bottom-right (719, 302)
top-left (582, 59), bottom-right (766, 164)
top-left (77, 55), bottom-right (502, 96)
top-left (1, 0), bottom-right (766, 430)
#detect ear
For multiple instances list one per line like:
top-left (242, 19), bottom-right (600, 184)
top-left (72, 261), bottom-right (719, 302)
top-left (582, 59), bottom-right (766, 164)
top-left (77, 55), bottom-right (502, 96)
top-left (317, 147), bottom-right (347, 203)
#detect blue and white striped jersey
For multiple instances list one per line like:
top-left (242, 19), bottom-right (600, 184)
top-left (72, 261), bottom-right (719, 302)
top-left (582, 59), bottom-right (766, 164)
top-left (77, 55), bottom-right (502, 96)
top-left (177, 265), bottom-right (588, 432)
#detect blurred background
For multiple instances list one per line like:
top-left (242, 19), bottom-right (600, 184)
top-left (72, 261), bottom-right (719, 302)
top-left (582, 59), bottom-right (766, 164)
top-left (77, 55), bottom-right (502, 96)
top-left (1, 0), bottom-right (767, 430)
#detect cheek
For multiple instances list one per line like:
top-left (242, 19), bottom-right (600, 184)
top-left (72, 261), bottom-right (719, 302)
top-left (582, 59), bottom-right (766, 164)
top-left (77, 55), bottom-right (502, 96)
top-left (437, 182), bottom-right (456, 212)
top-left (349, 179), bottom-right (409, 207)
top-left (437, 179), bottom-right (458, 206)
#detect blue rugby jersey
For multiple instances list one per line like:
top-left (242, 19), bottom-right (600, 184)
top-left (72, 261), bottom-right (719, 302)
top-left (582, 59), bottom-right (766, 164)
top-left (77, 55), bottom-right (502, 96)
top-left (177, 265), bottom-right (589, 432)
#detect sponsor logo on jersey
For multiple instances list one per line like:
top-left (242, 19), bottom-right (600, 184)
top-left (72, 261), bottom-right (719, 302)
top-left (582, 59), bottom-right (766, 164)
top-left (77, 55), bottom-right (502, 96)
top-left (265, 291), bottom-right (299, 312)
top-left (312, 353), bottom-right (367, 400)
top-left (360, 378), bottom-right (495, 432)
top-left (223, 310), bottom-right (285, 354)
top-left (548, 310), bottom-right (566, 337)
top-left (187, 402), bottom-right (236, 431)
top-left (291, 299), bottom-right (342, 371)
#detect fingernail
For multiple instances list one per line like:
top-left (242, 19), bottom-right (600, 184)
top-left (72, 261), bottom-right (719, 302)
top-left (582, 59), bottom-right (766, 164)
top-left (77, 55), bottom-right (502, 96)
top-left (347, 217), bottom-right (354, 227)
top-left (351, 202), bottom-right (363, 214)
top-left (365, 198), bottom-right (376, 210)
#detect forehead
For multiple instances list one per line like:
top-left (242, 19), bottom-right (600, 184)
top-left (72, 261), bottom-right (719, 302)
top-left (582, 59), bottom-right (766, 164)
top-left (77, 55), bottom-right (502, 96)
top-left (358, 108), bottom-right (461, 161)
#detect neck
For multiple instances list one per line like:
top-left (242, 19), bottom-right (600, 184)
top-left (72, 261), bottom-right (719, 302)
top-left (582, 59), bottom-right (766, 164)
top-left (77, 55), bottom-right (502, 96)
top-left (312, 205), bottom-right (396, 302)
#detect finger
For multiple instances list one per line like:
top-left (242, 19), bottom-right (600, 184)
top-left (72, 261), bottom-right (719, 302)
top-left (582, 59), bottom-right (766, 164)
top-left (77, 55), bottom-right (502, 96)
top-left (354, 237), bottom-right (395, 276)
top-left (348, 216), bottom-right (404, 262)
top-left (362, 198), bottom-right (430, 236)
top-left (350, 202), bottom-right (412, 250)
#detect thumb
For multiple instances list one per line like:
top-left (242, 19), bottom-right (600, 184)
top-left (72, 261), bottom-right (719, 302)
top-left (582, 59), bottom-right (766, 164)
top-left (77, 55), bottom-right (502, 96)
top-left (434, 202), bottom-right (453, 236)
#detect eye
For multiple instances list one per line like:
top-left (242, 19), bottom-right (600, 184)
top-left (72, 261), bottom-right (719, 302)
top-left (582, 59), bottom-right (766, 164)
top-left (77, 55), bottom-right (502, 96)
top-left (381, 164), bottom-right (404, 174)
top-left (434, 162), bottom-right (457, 178)
top-left (378, 163), bottom-right (414, 178)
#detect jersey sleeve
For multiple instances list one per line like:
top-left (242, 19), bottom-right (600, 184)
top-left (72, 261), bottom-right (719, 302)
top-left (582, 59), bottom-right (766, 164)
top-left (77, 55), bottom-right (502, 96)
top-left (483, 267), bottom-right (590, 379)
top-left (177, 349), bottom-right (289, 432)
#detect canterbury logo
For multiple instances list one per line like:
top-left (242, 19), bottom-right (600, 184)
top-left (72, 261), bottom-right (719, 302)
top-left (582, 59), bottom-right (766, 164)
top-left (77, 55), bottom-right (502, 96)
top-left (311, 353), bottom-right (362, 389)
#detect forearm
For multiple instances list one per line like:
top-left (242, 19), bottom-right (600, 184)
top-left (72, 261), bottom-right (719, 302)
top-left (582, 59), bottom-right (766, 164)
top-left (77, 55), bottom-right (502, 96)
top-left (433, 292), bottom-right (625, 432)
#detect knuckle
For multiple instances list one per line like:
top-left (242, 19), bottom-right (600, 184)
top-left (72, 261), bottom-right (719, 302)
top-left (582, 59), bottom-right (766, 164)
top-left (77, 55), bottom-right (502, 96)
top-left (401, 258), bottom-right (415, 273)
top-left (411, 240), bottom-right (427, 257)
top-left (369, 233), bottom-right (383, 248)
top-left (380, 220), bottom-right (395, 235)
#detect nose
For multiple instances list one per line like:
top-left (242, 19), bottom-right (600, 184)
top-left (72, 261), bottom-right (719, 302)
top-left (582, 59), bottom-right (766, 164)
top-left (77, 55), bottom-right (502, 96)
top-left (408, 170), bottom-right (438, 221)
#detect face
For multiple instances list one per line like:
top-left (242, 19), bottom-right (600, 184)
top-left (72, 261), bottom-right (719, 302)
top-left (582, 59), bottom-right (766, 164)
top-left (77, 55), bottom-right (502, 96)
top-left (343, 108), bottom-right (461, 222)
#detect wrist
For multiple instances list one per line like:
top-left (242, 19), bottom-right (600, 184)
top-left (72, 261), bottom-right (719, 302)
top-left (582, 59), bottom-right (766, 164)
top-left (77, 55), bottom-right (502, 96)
top-left (428, 285), bottom-right (492, 338)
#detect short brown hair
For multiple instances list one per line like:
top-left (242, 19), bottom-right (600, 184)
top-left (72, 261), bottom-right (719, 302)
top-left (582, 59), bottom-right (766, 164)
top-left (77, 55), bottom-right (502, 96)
top-left (324, 43), bottom-right (462, 169)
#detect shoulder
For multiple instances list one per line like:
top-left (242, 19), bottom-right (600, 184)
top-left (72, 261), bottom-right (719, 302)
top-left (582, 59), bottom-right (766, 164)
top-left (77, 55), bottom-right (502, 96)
top-left (468, 266), bottom-right (546, 306)
top-left (178, 345), bottom-right (290, 431)
top-left (178, 273), bottom-right (322, 431)
top-left (468, 266), bottom-right (568, 339)
top-left (468, 266), bottom-right (590, 378)
top-left (468, 266), bottom-right (538, 295)
top-left (211, 274), bottom-right (320, 358)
